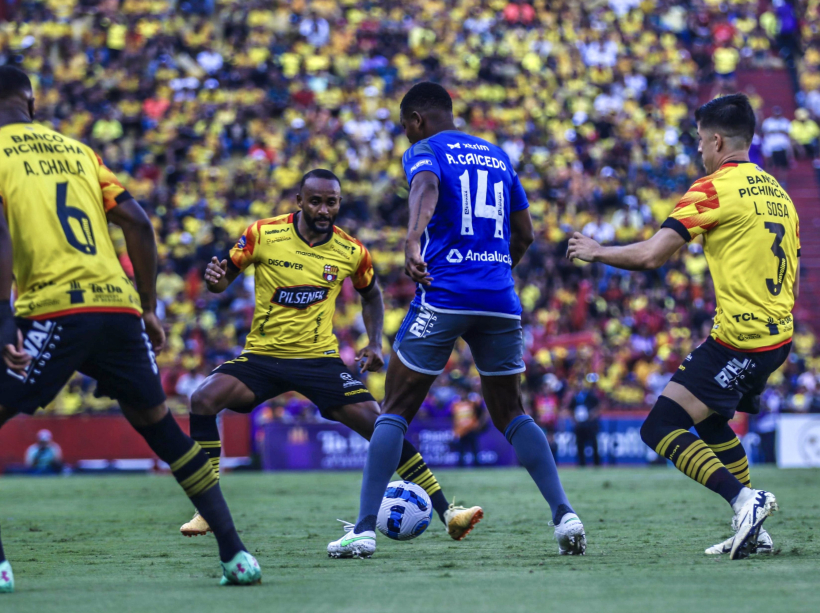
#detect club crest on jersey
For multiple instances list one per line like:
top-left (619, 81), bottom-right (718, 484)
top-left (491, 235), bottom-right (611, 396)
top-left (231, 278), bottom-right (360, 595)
top-left (323, 265), bottom-right (339, 282)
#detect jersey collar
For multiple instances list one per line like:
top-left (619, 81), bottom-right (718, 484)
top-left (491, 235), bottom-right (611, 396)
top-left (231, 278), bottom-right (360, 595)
top-left (720, 159), bottom-right (754, 168)
top-left (293, 212), bottom-right (333, 247)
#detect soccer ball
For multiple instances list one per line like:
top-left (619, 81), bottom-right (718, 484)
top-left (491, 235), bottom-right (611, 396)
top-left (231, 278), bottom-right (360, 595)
top-left (376, 480), bottom-right (433, 541)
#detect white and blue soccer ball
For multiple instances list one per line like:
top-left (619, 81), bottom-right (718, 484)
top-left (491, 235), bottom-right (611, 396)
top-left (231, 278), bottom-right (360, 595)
top-left (376, 480), bottom-right (433, 541)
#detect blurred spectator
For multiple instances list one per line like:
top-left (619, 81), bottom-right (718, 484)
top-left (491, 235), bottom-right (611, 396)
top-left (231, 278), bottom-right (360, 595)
top-left (790, 108), bottom-right (820, 159)
top-left (0, 0), bottom-right (816, 429)
top-left (713, 42), bottom-right (739, 89)
top-left (452, 389), bottom-right (487, 467)
top-left (25, 430), bottom-right (63, 474)
top-left (762, 106), bottom-right (794, 170)
top-left (566, 380), bottom-right (601, 467)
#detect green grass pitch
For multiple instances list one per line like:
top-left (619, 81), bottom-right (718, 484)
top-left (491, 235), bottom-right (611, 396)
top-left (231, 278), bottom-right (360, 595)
top-left (1, 466), bottom-right (818, 613)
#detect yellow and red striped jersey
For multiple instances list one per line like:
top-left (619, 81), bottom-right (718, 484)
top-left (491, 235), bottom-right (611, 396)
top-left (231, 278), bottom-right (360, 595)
top-left (228, 212), bottom-right (375, 359)
top-left (0, 122), bottom-right (141, 319)
top-left (663, 161), bottom-right (799, 351)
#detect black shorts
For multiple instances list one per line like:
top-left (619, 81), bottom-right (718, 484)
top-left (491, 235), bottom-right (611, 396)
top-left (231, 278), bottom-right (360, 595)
top-left (771, 149), bottom-right (789, 168)
top-left (671, 337), bottom-right (791, 418)
top-left (212, 353), bottom-right (375, 417)
top-left (0, 313), bottom-right (166, 415)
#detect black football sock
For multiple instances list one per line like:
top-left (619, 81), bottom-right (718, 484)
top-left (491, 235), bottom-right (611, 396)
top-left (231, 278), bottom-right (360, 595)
top-left (397, 439), bottom-right (449, 524)
top-left (134, 411), bottom-right (245, 562)
top-left (190, 413), bottom-right (222, 479)
top-left (0, 525), bottom-right (6, 563)
top-left (641, 397), bottom-right (744, 505)
top-left (695, 413), bottom-right (751, 487)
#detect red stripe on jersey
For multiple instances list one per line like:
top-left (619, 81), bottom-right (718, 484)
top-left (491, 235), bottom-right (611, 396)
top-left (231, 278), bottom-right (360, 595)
top-left (27, 306), bottom-right (142, 320)
top-left (714, 336), bottom-right (792, 353)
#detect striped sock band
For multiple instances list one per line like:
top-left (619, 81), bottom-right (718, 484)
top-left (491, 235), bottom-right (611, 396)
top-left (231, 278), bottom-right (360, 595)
top-left (198, 441), bottom-right (222, 479)
top-left (397, 452), bottom-right (442, 496)
top-left (190, 413), bottom-right (222, 479)
top-left (171, 442), bottom-right (219, 498)
top-left (654, 428), bottom-right (742, 501)
top-left (695, 415), bottom-right (752, 488)
top-left (707, 437), bottom-right (751, 487)
top-left (397, 441), bottom-right (450, 523)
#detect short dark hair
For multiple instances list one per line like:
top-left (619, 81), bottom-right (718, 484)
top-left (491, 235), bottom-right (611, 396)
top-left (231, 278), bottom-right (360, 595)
top-left (0, 65), bottom-right (32, 100)
top-left (694, 93), bottom-right (756, 144)
top-left (299, 168), bottom-right (341, 191)
top-left (400, 82), bottom-right (453, 116)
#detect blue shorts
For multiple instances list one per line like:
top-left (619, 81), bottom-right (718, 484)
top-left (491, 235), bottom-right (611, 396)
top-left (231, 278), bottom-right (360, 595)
top-left (392, 303), bottom-right (525, 377)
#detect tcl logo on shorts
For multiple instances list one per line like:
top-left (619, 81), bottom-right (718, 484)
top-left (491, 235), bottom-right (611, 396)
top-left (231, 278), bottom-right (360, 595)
top-left (272, 285), bottom-right (329, 309)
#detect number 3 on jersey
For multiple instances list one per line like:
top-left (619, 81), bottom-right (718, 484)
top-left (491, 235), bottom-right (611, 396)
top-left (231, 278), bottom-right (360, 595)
top-left (764, 221), bottom-right (786, 296)
top-left (56, 181), bottom-right (96, 255)
top-left (459, 169), bottom-right (504, 238)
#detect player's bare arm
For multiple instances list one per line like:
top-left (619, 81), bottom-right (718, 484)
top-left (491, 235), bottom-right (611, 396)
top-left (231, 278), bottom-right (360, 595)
top-left (405, 170), bottom-right (439, 286)
top-left (106, 198), bottom-right (165, 352)
top-left (356, 280), bottom-right (385, 373)
top-left (203, 257), bottom-right (239, 293)
top-left (0, 201), bottom-right (29, 373)
top-left (566, 227), bottom-right (686, 271)
top-left (510, 209), bottom-right (535, 268)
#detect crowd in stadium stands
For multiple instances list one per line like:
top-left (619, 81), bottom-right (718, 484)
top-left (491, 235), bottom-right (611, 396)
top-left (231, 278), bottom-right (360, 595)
top-left (2, 0), bottom-right (820, 444)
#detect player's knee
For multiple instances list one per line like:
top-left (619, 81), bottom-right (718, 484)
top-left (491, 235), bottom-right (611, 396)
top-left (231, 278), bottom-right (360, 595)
top-left (641, 396), bottom-right (693, 450)
top-left (190, 388), bottom-right (221, 416)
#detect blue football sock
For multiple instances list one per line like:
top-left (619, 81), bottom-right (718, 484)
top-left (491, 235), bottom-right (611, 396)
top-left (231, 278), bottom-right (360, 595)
top-left (505, 415), bottom-right (573, 524)
top-left (355, 414), bottom-right (408, 533)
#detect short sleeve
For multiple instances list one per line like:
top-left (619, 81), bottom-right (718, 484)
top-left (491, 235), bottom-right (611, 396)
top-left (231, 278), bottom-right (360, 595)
top-left (661, 177), bottom-right (722, 242)
top-left (351, 243), bottom-right (376, 293)
top-left (402, 141), bottom-right (441, 185)
top-left (227, 223), bottom-right (258, 272)
top-left (510, 172), bottom-right (529, 212)
top-left (96, 154), bottom-right (133, 212)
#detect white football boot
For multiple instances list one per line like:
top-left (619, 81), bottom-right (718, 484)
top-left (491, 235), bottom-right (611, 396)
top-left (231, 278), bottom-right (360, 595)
top-left (553, 513), bottom-right (586, 555)
top-left (327, 520), bottom-right (377, 559)
top-left (730, 489), bottom-right (778, 560)
top-left (705, 513), bottom-right (773, 556)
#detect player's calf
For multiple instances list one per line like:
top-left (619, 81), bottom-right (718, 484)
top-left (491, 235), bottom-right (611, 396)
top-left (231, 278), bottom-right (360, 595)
top-left (695, 413), bottom-right (752, 487)
top-left (640, 397), bottom-right (746, 505)
top-left (130, 408), bottom-right (256, 577)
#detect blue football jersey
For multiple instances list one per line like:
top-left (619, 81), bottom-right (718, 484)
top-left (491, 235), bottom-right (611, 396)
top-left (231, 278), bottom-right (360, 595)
top-left (401, 130), bottom-right (529, 317)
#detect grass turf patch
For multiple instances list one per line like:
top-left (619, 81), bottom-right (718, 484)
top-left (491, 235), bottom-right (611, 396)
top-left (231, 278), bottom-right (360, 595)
top-left (1, 466), bottom-right (818, 613)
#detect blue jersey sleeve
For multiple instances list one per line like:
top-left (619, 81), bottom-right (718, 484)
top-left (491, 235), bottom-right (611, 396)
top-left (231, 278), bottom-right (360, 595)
top-left (402, 141), bottom-right (441, 185)
top-left (510, 171), bottom-right (529, 212)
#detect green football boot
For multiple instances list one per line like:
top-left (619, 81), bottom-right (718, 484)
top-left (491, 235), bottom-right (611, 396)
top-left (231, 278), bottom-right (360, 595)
top-left (219, 551), bottom-right (261, 586)
top-left (0, 560), bottom-right (14, 594)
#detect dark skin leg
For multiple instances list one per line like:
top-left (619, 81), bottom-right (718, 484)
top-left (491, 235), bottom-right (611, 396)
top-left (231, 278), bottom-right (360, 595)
top-left (189, 374), bottom-right (384, 439)
top-left (190, 373), bottom-right (258, 416)
top-left (379, 350), bottom-right (437, 421)
top-left (478, 373), bottom-right (525, 433)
